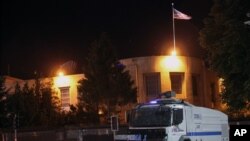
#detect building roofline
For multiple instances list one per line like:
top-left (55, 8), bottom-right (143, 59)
top-left (119, 55), bottom-right (204, 62)
top-left (3, 75), bottom-right (24, 81)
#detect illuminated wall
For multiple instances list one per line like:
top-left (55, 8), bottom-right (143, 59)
top-left (4, 74), bottom-right (85, 111)
top-left (3, 55), bottom-right (223, 110)
top-left (53, 74), bottom-right (85, 110)
top-left (4, 76), bottom-right (25, 94)
top-left (120, 55), bottom-right (222, 109)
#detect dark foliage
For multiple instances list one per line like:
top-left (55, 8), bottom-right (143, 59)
top-left (200, 0), bottom-right (250, 113)
top-left (2, 77), bottom-right (61, 128)
top-left (0, 76), bottom-right (9, 128)
top-left (77, 33), bottom-right (137, 124)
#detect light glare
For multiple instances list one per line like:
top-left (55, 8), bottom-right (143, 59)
top-left (58, 71), bottom-right (64, 76)
top-left (171, 50), bottom-right (177, 56)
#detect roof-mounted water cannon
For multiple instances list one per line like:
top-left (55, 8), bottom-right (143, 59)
top-left (160, 91), bottom-right (176, 99)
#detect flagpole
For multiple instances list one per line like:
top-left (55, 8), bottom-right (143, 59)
top-left (172, 3), bottom-right (176, 55)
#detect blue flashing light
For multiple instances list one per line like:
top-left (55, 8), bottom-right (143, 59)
top-left (149, 100), bottom-right (157, 104)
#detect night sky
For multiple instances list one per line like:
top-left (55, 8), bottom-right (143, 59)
top-left (1, 0), bottom-right (213, 79)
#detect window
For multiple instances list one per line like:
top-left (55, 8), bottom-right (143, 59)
top-left (191, 74), bottom-right (200, 96)
top-left (59, 87), bottom-right (70, 110)
top-left (144, 73), bottom-right (161, 98)
top-left (170, 72), bottom-right (184, 94)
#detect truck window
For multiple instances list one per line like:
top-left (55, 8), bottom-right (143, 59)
top-left (129, 105), bottom-right (171, 127)
top-left (173, 108), bottom-right (183, 125)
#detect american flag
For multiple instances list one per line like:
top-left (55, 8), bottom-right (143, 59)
top-left (173, 8), bottom-right (191, 20)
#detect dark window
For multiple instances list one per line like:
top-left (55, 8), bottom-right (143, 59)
top-left (144, 73), bottom-right (161, 98)
top-left (191, 74), bottom-right (200, 96)
top-left (170, 72), bottom-right (184, 94)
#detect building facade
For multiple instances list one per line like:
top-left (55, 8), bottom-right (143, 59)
top-left (4, 55), bottom-right (223, 111)
top-left (120, 55), bottom-right (223, 109)
top-left (4, 74), bottom-right (85, 111)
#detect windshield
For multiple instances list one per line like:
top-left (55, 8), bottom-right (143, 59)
top-left (129, 104), bottom-right (172, 127)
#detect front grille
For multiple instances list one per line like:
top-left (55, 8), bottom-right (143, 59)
top-left (128, 129), bottom-right (166, 139)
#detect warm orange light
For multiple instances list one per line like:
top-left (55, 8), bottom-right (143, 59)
top-left (98, 109), bottom-right (104, 115)
top-left (171, 50), bottom-right (177, 56)
top-left (218, 78), bottom-right (225, 93)
top-left (58, 71), bottom-right (64, 76)
top-left (55, 73), bottom-right (70, 87)
top-left (166, 56), bottom-right (180, 68)
top-left (160, 56), bottom-right (181, 70)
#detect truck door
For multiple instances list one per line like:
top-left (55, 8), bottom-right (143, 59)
top-left (193, 112), bottom-right (202, 141)
top-left (185, 107), bottom-right (199, 141)
top-left (171, 108), bottom-right (186, 141)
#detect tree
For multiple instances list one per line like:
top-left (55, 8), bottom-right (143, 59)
top-left (199, 0), bottom-right (250, 113)
top-left (78, 33), bottom-right (137, 124)
top-left (32, 77), bottom-right (61, 126)
top-left (0, 76), bottom-right (9, 128)
top-left (5, 77), bottom-right (61, 128)
top-left (5, 83), bottom-right (24, 128)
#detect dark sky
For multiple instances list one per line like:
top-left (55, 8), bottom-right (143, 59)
top-left (1, 0), bottom-right (213, 79)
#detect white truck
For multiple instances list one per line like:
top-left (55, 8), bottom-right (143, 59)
top-left (115, 91), bottom-right (229, 141)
